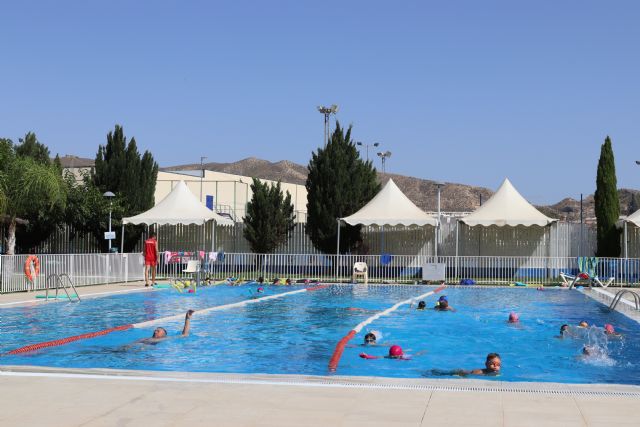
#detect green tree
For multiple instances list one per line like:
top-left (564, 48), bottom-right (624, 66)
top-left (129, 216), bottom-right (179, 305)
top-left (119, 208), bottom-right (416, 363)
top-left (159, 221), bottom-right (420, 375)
top-left (0, 137), bottom-right (66, 254)
top-left (16, 132), bottom-right (51, 165)
top-left (594, 136), bottom-right (621, 257)
top-left (93, 125), bottom-right (158, 251)
top-left (64, 171), bottom-right (125, 249)
top-left (305, 122), bottom-right (380, 254)
top-left (13, 132), bottom-right (67, 252)
top-left (243, 178), bottom-right (296, 253)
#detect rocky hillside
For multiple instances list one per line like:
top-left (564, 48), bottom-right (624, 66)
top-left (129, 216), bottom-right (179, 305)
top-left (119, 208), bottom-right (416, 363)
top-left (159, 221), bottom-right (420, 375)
top-left (163, 158), bottom-right (640, 221)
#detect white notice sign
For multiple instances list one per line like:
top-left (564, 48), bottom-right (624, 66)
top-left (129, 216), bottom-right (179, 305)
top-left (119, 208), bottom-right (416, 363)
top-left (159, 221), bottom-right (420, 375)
top-left (104, 231), bottom-right (116, 240)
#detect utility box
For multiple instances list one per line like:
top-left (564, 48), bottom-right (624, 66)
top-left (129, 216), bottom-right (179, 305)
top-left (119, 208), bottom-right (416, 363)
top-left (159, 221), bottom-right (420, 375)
top-left (422, 263), bottom-right (446, 281)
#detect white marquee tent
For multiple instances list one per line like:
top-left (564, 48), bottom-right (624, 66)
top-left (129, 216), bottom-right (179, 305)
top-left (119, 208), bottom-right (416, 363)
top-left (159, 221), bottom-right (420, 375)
top-left (621, 208), bottom-right (640, 257)
top-left (121, 180), bottom-right (233, 251)
top-left (338, 179), bottom-right (437, 253)
top-left (456, 178), bottom-right (557, 257)
top-left (460, 178), bottom-right (557, 227)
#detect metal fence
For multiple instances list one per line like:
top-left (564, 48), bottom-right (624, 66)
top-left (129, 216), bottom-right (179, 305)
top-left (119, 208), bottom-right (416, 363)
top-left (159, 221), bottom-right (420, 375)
top-left (157, 253), bottom-right (640, 287)
top-left (3, 252), bottom-right (639, 294)
top-left (0, 253), bottom-right (144, 293)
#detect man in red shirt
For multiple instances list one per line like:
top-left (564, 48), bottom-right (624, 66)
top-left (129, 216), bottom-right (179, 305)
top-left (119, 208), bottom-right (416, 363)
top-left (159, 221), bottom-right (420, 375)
top-left (144, 232), bottom-right (159, 287)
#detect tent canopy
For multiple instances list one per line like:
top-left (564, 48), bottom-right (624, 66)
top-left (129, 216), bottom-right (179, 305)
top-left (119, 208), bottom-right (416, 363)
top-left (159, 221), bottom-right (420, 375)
top-left (123, 180), bottom-right (234, 226)
top-left (460, 178), bottom-right (557, 227)
top-left (341, 179), bottom-right (437, 226)
top-left (623, 208), bottom-right (640, 227)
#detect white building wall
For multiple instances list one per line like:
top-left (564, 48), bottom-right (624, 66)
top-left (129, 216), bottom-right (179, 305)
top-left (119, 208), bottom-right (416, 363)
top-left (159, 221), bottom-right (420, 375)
top-left (156, 170), bottom-right (308, 223)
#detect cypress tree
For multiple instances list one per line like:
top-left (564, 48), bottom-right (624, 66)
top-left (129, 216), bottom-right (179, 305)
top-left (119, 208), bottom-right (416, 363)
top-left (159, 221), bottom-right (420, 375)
top-left (93, 125), bottom-right (159, 251)
top-left (305, 122), bottom-right (380, 254)
top-left (594, 136), bottom-right (621, 257)
top-left (243, 178), bottom-right (296, 253)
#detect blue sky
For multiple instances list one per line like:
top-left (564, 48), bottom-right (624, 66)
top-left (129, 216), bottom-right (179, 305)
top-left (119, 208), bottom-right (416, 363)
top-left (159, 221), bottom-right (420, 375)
top-left (2, 1), bottom-right (639, 204)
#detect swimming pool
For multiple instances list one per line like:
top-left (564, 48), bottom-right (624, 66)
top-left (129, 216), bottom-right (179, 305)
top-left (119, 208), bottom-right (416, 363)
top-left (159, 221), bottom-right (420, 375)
top-left (1, 284), bottom-right (639, 385)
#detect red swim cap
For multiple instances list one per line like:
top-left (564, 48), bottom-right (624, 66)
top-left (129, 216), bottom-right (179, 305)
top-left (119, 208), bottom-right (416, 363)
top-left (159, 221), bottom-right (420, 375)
top-left (389, 345), bottom-right (403, 357)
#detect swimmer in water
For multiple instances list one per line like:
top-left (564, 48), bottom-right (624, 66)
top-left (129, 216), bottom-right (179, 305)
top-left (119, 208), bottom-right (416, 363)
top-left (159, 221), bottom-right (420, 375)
top-left (364, 332), bottom-right (377, 345)
top-left (508, 312), bottom-right (519, 323)
top-left (360, 345), bottom-right (411, 360)
top-left (557, 324), bottom-right (570, 338)
top-left (430, 353), bottom-right (502, 377)
top-left (578, 321), bottom-right (589, 328)
top-left (434, 298), bottom-right (454, 311)
top-left (604, 323), bottom-right (622, 338)
top-left (417, 301), bottom-right (426, 310)
top-left (138, 310), bottom-right (194, 345)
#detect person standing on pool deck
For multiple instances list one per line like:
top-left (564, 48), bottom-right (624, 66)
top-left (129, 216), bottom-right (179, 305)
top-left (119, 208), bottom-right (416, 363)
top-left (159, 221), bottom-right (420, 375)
top-left (144, 232), bottom-right (159, 287)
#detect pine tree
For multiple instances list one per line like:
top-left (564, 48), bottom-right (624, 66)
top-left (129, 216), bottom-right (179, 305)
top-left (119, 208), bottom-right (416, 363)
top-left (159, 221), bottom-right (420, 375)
top-left (594, 136), bottom-right (621, 257)
top-left (15, 132), bottom-right (51, 165)
top-left (93, 125), bottom-right (158, 251)
top-left (243, 178), bottom-right (296, 253)
top-left (305, 122), bottom-right (380, 254)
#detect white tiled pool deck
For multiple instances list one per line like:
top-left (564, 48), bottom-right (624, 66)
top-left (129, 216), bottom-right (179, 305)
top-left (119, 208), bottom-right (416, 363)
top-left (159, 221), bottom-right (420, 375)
top-left (2, 283), bottom-right (640, 426)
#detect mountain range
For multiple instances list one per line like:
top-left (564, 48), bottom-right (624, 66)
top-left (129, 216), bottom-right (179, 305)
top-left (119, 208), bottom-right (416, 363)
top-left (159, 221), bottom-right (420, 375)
top-left (163, 158), bottom-right (640, 222)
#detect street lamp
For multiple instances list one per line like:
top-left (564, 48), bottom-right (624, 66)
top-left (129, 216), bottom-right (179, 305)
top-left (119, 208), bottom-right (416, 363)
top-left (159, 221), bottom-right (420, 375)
top-left (200, 156), bottom-right (207, 202)
top-left (317, 104), bottom-right (339, 147)
top-left (434, 182), bottom-right (445, 262)
top-left (103, 191), bottom-right (115, 252)
top-left (356, 141), bottom-right (380, 162)
top-left (376, 150), bottom-right (392, 173)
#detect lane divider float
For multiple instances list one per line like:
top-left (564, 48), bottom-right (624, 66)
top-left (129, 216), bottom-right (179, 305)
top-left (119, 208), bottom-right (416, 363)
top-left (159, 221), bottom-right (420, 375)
top-left (5, 285), bottom-right (330, 356)
top-left (328, 285), bottom-right (446, 372)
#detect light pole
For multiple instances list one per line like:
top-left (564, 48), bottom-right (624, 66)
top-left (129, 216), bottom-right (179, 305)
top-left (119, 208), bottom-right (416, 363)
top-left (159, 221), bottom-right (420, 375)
top-left (356, 141), bottom-right (379, 162)
top-left (317, 104), bottom-right (338, 146)
top-left (435, 182), bottom-right (445, 262)
top-left (103, 191), bottom-right (115, 252)
top-left (200, 156), bottom-right (207, 202)
top-left (376, 150), bottom-right (392, 173)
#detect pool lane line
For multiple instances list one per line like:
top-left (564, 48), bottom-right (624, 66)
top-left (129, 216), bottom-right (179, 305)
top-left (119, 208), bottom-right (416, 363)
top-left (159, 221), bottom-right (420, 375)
top-left (2, 285), bottom-right (330, 356)
top-left (328, 285), bottom-right (446, 372)
top-left (4, 325), bottom-right (134, 355)
top-left (133, 285), bottom-right (328, 328)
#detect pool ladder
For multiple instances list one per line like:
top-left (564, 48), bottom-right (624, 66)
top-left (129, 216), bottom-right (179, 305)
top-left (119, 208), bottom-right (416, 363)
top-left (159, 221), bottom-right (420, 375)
top-left (609, 290), bottom-right (640, 311)
top-left (44, 273), bottom-right (81, 302)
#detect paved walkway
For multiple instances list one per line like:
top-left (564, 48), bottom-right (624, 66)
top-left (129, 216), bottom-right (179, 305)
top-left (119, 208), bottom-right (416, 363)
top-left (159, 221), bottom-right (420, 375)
top-left (1, 367), bottom-right (639, 427)
top-left (2, 283), bottom-right (640, 426)
top-left (0, 281), bottom-right (149, 307)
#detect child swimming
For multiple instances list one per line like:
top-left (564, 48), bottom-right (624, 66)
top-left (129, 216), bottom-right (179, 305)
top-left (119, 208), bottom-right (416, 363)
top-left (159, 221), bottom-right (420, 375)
top-left (359, 345), bottom-right (411, 360)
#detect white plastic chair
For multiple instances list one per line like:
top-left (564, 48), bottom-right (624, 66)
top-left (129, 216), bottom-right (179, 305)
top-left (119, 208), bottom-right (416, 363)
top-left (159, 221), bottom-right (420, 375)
top-left (172, 260), bottom-right (200, 287)
top-left (352, 262), bottom-right (368, 284)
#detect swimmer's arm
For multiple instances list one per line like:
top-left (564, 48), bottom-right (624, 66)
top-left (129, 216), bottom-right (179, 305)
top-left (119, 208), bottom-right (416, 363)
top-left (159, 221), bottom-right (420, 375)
top-left (359, 353), bottom-right (380, 360)
top-left (181, 310), bottom-right (194, 337)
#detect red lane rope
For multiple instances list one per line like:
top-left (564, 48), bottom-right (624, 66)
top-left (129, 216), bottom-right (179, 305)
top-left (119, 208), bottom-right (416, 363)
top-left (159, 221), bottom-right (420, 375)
top-left (5, 285), bottom-right (331, 356)
top-left (328, 285), bottom-right (446, 372)
top-left (306, 284), bottom-right (329, 291)
top-left (328, 330), bottom-right (357, 372)
top-left (5, 324), bottom-right (133, 355)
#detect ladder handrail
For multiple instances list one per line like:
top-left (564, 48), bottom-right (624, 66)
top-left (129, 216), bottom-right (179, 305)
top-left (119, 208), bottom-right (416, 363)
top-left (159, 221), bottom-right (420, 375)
top-left (43, 273), bottom-right (80, 302)
top-left (57, 273), bottom-right (81, 302)
top-left (609, 290), bottom-right (640, 311)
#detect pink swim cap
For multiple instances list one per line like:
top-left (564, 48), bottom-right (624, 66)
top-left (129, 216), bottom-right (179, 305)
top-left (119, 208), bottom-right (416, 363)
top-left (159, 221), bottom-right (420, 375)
top-left (508, 312), bottom-right (519, 322)
top-left (605, 324), bottom-right (615, 333)
top-left (389, 345), bottom-right (403, 357)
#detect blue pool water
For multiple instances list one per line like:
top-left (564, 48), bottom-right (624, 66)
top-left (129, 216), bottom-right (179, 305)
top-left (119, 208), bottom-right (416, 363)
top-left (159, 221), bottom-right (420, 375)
top-left (1, 285), bottom-right (639, 385)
